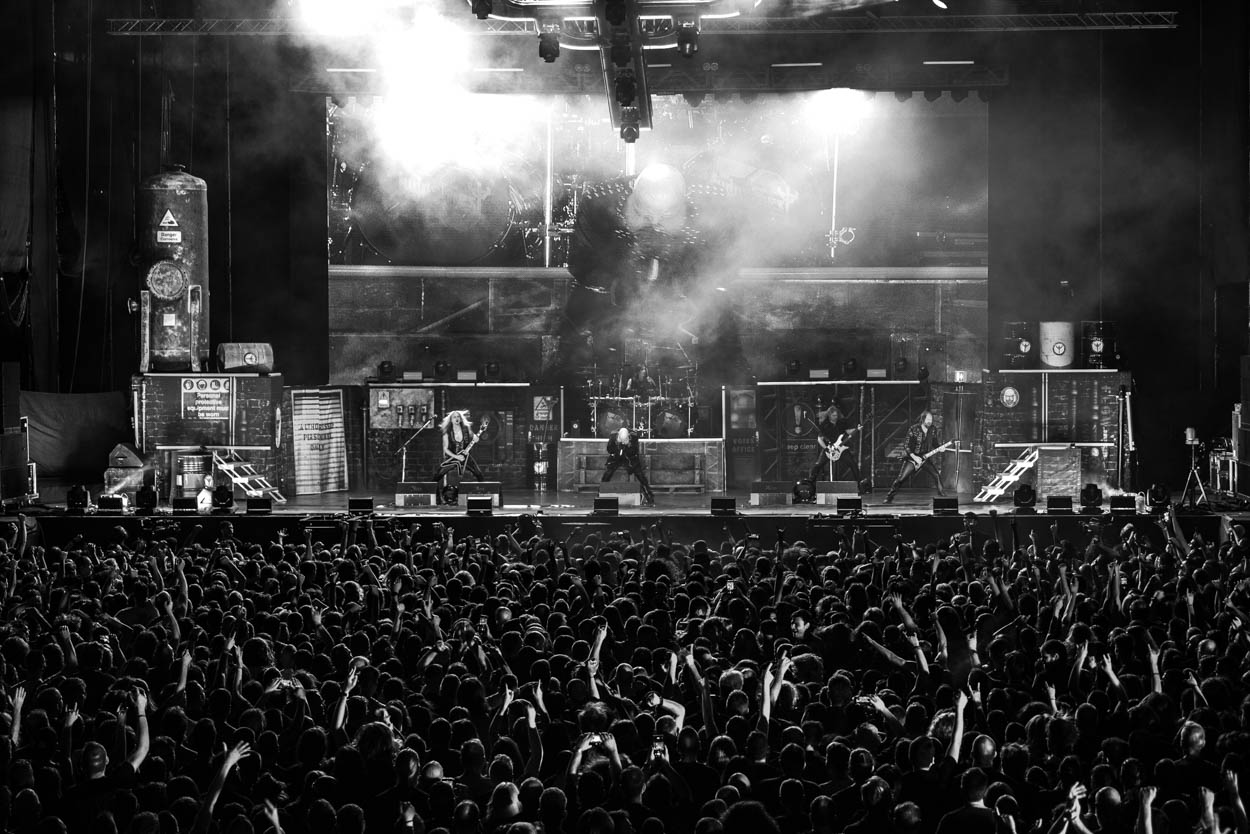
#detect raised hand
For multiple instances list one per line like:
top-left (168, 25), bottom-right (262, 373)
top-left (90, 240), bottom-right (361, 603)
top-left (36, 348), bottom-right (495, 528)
top-left (956, 689), bottom-right (969, 712)
top-left (135, 687), bottom-right (148, 715)
top-left (264, 799), bottom-right (282, 827)
top-left (13, 685), bottom-right (27, 710)
top-left (63, 704), bottom-right (80, 728)
top-left (1140, 785), bottom-right (1157, 806)
top-left (224, 741), bottom-right (251, 769)
top-left (344, 667), bottom-right (359, 694)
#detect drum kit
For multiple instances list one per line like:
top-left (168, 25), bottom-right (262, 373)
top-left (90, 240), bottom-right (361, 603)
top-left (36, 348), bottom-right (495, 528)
top-left (582, 341), bottom-right (699, 439)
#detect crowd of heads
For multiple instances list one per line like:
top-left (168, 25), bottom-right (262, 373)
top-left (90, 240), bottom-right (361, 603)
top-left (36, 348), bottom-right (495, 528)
top-left (2, 507), bottom-right (1250, 834)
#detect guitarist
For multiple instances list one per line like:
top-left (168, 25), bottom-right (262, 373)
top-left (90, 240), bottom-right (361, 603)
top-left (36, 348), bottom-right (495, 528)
top-left (432, 410), bottom-right (485, 503)
top-left (884, 410), bottom-right (947, 504)
top-left (807, 404), bottom-right (863, 491)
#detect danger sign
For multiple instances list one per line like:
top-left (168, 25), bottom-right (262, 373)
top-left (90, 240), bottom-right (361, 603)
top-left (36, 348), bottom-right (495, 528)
top-left (159, 210), bottom-right (178, 227)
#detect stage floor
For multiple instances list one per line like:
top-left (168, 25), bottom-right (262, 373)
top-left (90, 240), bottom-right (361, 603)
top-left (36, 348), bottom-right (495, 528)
top-left (6, 484), bottom-right (1239, 553)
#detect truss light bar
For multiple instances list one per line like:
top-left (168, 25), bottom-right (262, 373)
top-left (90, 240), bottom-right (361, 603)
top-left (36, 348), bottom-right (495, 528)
top-left (923, 59), bottom-right (974, 65)
top-left (326, 67), bottom-right (378, 72)
top-left (771, 62), bottom-right (822, 67)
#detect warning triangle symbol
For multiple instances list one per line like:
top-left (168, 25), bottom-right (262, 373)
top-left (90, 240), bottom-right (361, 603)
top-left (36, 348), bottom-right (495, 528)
top-left (159, 210), bottom-right (178, 227)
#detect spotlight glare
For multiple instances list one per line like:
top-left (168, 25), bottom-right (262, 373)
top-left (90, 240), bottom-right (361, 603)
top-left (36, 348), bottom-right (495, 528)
top-left (619, 107), bottom-right (641, 143)
top-left (932, 0), bottom-right (948, 8)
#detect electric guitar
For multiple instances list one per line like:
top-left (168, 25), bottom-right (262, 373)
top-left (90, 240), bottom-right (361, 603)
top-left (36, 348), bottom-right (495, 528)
top-left (441, 434), bottom-right (480, 474)
top-left (823, 424), bottom-right (863, 462)
top-left (909, 440), bottom-right (956, 466)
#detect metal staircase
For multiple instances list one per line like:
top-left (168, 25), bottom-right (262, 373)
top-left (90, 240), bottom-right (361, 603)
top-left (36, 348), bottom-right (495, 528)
top-left (974, 447), bottom-right (1039, 503)
top-left (212, 450), bottom-right (286, 503)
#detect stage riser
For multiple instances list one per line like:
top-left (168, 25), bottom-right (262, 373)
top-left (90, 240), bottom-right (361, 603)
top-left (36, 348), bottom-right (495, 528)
top-left (558, 439), bottom-right (725, 493)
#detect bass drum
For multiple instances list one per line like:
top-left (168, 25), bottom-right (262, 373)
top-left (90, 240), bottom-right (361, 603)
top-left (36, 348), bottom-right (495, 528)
top-left (595, 400), bottom-right (633, 438)
top-left (653, 407), bottom-right (688, 439)
top-left (353, 163), bottom-right (521, 265)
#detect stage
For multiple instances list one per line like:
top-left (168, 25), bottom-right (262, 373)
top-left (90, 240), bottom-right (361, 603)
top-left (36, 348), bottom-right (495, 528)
top-left (5, 485), bottom-right (1234, 553)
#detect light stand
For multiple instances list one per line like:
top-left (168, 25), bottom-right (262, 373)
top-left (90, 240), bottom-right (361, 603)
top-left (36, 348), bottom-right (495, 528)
top-left (1180, 427), bottom-right (1208, 510)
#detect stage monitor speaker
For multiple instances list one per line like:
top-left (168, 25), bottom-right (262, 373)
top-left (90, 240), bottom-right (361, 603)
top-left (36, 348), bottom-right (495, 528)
top-left (933, 496), bottom-right (959, 516)
top-left (216, 342), bottom-right (274, 373)
top-left (1046, 495), bottom-right (1074, 514)
top-left (246, 497), bottom-right (273, 514)
top-left (97, 495), bottom-right (126, 513)
top-left (171, 497), bottom-right (198, 514)
top-left (1109, 495), bottom-right (1135, 515)
top-left (466, 496), bottom-right (493, 515)
top-left (348, 497), bottom-right (375, 513)
top-left (710, 497), bottom-right (737, 516)
top-left (593, 497), bottom-right (619, 516)
top-left (837, 497), bottom-right (864, 515)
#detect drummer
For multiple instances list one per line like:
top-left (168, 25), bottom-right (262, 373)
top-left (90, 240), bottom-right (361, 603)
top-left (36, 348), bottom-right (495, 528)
top-left (624, 365), bottom-right (656, 400)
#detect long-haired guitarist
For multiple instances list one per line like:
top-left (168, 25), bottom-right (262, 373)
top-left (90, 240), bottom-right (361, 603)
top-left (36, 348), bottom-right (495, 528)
top-left (884, 410), bottom-right (951, 503)
top-left (431, 411), bottom-right (485, 500)
top-left (806, 404), bottom-right (863, 491)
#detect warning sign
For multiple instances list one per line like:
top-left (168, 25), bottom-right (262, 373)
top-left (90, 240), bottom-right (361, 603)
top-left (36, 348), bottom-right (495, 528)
top-left (181, 377), bottom-right (232, 422)
top-left (156, 230), bottom-right (182, 244)
top-left (159, 210), bottom-right (178, 227)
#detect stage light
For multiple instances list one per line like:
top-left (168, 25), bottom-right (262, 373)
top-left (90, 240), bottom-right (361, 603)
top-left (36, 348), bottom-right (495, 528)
top-left (467, 496), bottom-right (493, 515)
top-left (1013, 484), bottom-right (1037, 513)
top-left (951, 89), bottom-right (969, 103)
top-left (593, 496), bottom-right (619, 516)
top-left (924, 90), bottom-right (942, 102)
top-left (711, 497), bottom-right (737, 516)
top-left (677, 23), bottom-right (699, 58)
top-left (471, 0), bottom-right (491, 19)
top-left (67, 484), bottom-right (89, 514)
top-left (841, 358), bottom-right (858, 378)
top-left (619, 107), bottom-right (640, 143)
top-left (684, 92), bottom-right (705, 108)
top-left (933, 496), bottom-right (959, 516)
top-left (610, 35), bottom-right (631, 68)
top-left (792, 480), bottom-right (816, 504)
top-left (605, 0), bottom-right (626, 27)
top-left (483, 360), bottom-right (501, 382)
top-left (212, 483), bottom-right (235, 513)
top-left (1079, 483), bottom-right (1103, 513)
top-left (1147, 483), bottom-right (1170, 513)
top-left (785, 360), bottom-right (802, 379)
top-left (917, 365), bottom-right (929, 382)
top-left (348, 497), bottom-right (375, 513)
top-left (136, 484), bottom-right (158, 515)
top-left (434, 360), bottom-right (452, 382)
top-left (894, 91), bottom-right (913, 102)
top-left (538, 30), bottom-right (560, 63)
top-left (615, 74), bottom-right (637, 107)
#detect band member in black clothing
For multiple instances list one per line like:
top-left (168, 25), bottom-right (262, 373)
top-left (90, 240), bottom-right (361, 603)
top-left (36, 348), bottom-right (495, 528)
top-left (884, 410), bottom-right (946, 503)
top-left (432, 411), bottom-right (484, 503)
top-left (603, 426), bottom-right (655, 505)
top-left (807, 404), bottom-right (863, 489)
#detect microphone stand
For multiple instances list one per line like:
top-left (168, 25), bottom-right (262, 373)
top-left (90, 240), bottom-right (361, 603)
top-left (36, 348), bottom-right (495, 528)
top-left (396, 417), bottom-right (436, 483)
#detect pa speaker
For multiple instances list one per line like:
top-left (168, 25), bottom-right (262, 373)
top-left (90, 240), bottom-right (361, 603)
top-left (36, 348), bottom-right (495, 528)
top-left (246, 497), bottom-right (273, 515)
top-left (710, 497), bottom-right (736, 516)
top-left (933, 496), bottom-right (959, 516)
top-left (171, 497), bottom-right (198, 515)
top-left (466, 496), bottom-right (493, 515)
top-left (593, 497), bottom-right (619, 516)
top-left (1046, 495), bottom-right (1074, 514)
top-left (837, 497), bottom-right (864, 515)
top-left (1109, 494), bottom-right (1136, 515)
top-left (97, 495), bottom-right (126, 513)
top-left (348, 497), bottom-right (375, 513)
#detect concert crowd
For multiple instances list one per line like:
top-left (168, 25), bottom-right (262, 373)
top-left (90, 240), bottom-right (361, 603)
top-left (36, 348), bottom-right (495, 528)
top-left (2, 509), bottom-right (1250, 834)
